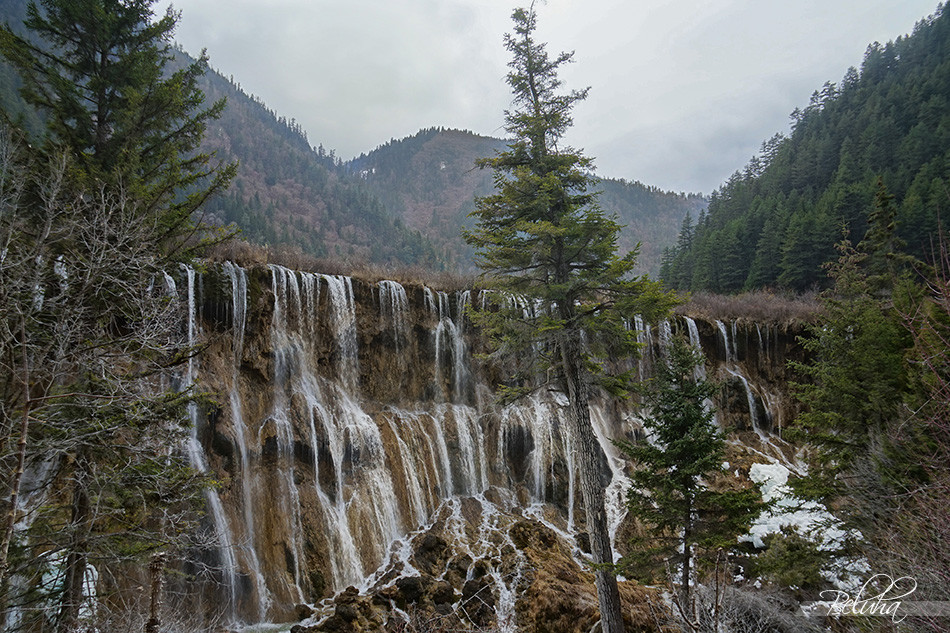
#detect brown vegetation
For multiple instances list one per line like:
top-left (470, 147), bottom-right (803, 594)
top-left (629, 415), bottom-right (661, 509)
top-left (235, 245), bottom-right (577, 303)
top-left (676, 290), bottom-right (821, 326)
top-left (206, 238), bottom-right (476, 290)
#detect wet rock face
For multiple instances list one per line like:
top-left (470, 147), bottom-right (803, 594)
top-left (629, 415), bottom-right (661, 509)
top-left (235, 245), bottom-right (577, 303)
top-left (296, 586), bottom-right (385, 633)
top-left (410, 533), bottom-right (450, 577)
top-left (187, 263), bottom-right (805, 627)
top-left (505, 424), bottom-right (535, 481)
top-left (295, 492), bottom-right (664, 633)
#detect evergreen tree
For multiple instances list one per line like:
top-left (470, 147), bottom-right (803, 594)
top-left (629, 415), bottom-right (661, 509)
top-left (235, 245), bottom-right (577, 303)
top-left (744, 205), bottom-right (787, 289)
top-left (671, 212), bottom-right (694, 288)
top-left (0, 1), bottom-right (232, 627)
top-left (616, 336), bottom-right (763, 610)
top-left (663, 4), bottom-right (950, 293)
top-left (676, 211), bottom-right (694, 252)
top-left (464, 7), bottom-right (674, 632)
top-left (0, 127), bottom-right (208, 632)
top-left (857, 178), bottom-right (909, 292)
top-left (789, 238), bottom-right (913, 501)
top-left (0, 0), bottom-right (235, 257)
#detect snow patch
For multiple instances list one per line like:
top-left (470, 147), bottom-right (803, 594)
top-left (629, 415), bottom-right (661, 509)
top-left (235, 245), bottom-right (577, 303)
top-left (742, 461), bottom-right (870, 590)
top-left (743, 462), bottom-right (843, 549)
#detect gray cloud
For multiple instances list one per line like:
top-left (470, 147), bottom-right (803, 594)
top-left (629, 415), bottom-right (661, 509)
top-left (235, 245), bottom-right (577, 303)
top-left (161, 0), bottom-right (939, 193)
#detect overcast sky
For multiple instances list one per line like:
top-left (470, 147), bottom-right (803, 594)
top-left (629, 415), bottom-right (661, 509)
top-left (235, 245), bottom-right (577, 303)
top-left (157, 0), bottom-right (939, 194)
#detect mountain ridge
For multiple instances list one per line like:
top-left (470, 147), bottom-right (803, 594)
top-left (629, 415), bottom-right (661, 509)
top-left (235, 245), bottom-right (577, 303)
top-left (350, 127), bottom-right (706, 276)
top-left (661, 4), bottom-right (950, 293)
top-left (0, 0), bottom-right (702, 277)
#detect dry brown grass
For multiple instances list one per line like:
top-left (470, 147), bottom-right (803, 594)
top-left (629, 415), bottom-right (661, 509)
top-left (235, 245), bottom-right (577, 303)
top-left (676, 289), bottom-right (822, 327)
top-left (205, 239), bottom-right (348, 274)
top-left (205, 238), bottom-right (476, 290)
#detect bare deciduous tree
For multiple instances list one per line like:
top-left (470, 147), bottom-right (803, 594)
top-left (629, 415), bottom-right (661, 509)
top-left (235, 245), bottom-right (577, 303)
top-left (0, 127), bottom-right (209, 632)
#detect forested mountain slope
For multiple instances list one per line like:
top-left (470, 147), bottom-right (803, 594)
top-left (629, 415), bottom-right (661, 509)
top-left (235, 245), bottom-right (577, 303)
top-left (0, 0), bottom-right (42, 135)
top-left (192, 64), bottom-right (442, 267)
top-left (351, 128), bottom-right (706, 275)
top-left (0, 0), bottom-right (701, 275)
top-left (662, 4), bottom-right (950, 293)
top-left (348, 128), bottom-right (505, 270)
top-left (0, 0), bottom-right (442, 269)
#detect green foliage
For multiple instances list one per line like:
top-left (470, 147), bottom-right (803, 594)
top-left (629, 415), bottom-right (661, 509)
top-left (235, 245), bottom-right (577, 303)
top-left (465, 9), bottom-right (676, 631)
top-left (464, 7), bottom-right (675, 393)
top-left (857, 178), bottom-right (914, 292)
top-left (616, 337), bottom-right (763, 595)
top-left (0, 0), bottom-right (236, 259)
top-left (788, 238), bottom-right (915, 498)
top-left (750, 526), bottom-right (825, 592)
top-left (0, 130), bottom-right (211, 631)
top-left (663, 4), bottom-right (950, 293)
top-left (783, 187), bottom-right (950, 609)
top-left (0, 1), bottom-right (231, 626)
top-left (350, 128), bottom-right (706, 277)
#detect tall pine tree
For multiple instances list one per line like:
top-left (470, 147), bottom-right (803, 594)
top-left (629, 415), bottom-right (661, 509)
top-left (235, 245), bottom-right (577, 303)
top-left (0, 0), bottom-right (235, 257)
top-left (616, 336), bottom-right (762, 610)
top-left (465, 7), bottom-right (674, 632)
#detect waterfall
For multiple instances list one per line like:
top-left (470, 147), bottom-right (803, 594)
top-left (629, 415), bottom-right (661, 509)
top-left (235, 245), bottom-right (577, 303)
top-left (360, 492), bottom-right (530, 633)
top-left (179, 265), bottom-right (242, 624)
top-left (430, 289), bottom-right (449, 400)
top-left (761, 390), bottom-right (781, 436)
top-left (683, 316), bottom-right (708, 382)
top-left (499, 395), bottom-right (576, 529)
top-left (267, 266), bottom-right (409, 593)
top-left (658, 319), bottom-right (673, 354)
top-left (382, 414), bottom-right (430, 522)
top-left (429, 288), bottom-right (473, 403)
top-left (724, 366), bottom-right (768, 441)
top-left (321, 274), bottom-right (360, 393)
top-left (633, 314), bottom-right (649, 379)
top-left (715, 319), bottom-right (734, 364)
top-left (441, 403), bottom-right (488, 494)
top-left (589, 406), bottom-right (635, 560)
top-left (223, 262), bottom-right (271, 620)
top-left (684, 316), bottom-right (700, 350)
top-left (267, 266), bottom-right (309, 604)
top-left (453, 291), bottom-right (473, 401)
top-left (379, 280), bottom-right (409, 350)
top-left (179, 263), bottom-right (799, 627)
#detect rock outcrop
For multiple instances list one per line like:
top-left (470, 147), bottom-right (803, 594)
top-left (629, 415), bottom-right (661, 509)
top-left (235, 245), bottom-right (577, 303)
top-left (179, 262), bottom-right (806, 629)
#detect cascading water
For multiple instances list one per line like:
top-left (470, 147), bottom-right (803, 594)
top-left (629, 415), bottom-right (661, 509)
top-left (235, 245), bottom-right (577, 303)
top-left (684, 316), bottom-right (707, 381)
top-left (322, 274), bottom-right (360, 393)
top-left (222, 261), bottom-right (271, 621)
top-left (181, 263), bottom-right (798, 628)
top-left (268, 265), bottom-right (310, 604)
top-left (179, 265), bottom-right (242, 624)
top-left (379, 280), bottom-right (409, 352)
top-left (268, 266), bottom-right (399, 592)
top-left (715, 319), bottom-right (735, 364)
top-left (428, 288), bottom-right (474, 404)
top-left (211, 268), bottom-right (626, 619)
top-left (658, 319), bottom-right (673, 353)
top-left (724, 366), bottom-right (769, 441)
top-left (710, 317), bottom-right (774, 437)
top-left (588, 406), bottom-right (634, 559)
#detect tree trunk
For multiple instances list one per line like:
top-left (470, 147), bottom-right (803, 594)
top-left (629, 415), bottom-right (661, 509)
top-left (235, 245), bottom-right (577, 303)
top-left (681, 502), bottom-right (692, 611)
top-left (0, 399), bottom-right (30, 629)
top-left (559, 330), bottom-right (625, 633)
top-left (0, 321), bottom-right (34, 628)
top-left (57, 464), bottom-right (92, 633)
top-left (145, 552), bottom-right (167, 633)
